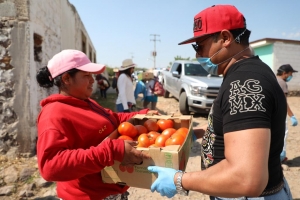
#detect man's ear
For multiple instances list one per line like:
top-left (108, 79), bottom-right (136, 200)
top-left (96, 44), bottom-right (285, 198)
top-left (61, 73), bottom-right (71, 85)
top-left (220, 30), bottom-right (233, 47)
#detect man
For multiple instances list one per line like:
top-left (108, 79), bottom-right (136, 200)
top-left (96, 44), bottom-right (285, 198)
top-left (276, 64), bottom-right (298, 162)
top-left (147, 5), bottom-right (293, 199)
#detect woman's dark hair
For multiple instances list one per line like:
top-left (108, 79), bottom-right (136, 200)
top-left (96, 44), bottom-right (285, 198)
top-left (119, 67), bottom-right (133, 78)
top-left (36, 66), bottom-right (79, 88)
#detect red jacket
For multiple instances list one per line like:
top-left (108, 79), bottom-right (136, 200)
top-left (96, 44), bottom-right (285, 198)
top-left (37, 94), bottom-right (148, 200)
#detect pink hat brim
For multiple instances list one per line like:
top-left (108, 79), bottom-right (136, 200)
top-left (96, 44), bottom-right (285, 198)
top-left (77, 63), bottom-right (106, 74)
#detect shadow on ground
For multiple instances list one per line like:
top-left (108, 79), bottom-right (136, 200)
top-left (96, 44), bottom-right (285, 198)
top-left (285, 156), bottom-right (300, 167)
top-left (34, 196), bottom-right (60, 200)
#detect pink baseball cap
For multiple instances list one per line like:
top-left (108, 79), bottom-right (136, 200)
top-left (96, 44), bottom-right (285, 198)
top-left (179, 5), bottom-right (246, 45)
top-left (47, 49), bottom-right (106, 78)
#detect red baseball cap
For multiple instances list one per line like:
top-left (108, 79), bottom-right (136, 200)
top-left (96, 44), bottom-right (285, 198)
top-left (179, 5), bottom-right (246, 45)
top-left (47, 49), bottom-right (106, 78)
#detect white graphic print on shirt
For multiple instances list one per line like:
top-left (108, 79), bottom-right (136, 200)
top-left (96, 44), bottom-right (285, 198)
top-left (229, 79), bottom-right (266, 115)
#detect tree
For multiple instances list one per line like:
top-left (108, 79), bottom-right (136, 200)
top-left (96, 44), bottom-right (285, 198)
top-left (166, 56), bottom-right (191, 69)
top-left (174, 56), bottom-right (190, 61)
top-left (105, 66), bottom-right (115, 77)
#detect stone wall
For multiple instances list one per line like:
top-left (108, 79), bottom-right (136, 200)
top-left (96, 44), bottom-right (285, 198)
top-left (0, 0), bottom-right (98, 156)
top-left (0, 19), bottom-right (19, 156)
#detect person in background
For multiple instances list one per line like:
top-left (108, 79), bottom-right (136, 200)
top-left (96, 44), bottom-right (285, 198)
top-left (147, 5), bottom-right (292, 200)
top-left (157, 71), bottom-right (163, 83)
top-left (36, 49), bottom-right (158, 200)
top-left (276, 64), bottom-right (298, 162)
top-left (95, 73), bottom-right (110, 99)
top-left (116, 59), bottom-right (136, 112)
top-left (144, 76), bottom-right (158, 110)
top-left (134, 77), bottom-right (147, 110)
top-left (112, 68), bottom-right (119, 94)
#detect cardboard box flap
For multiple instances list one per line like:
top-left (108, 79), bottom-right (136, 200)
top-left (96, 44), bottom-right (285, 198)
top-left (134, 114), bottom-right (192, 120)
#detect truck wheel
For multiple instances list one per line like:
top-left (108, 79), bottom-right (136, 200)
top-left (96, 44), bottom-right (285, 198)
top-left (179, 92), bottom-right (190, 115)
top-left (163, 81), bottom-right (169, 98)
top-left (163, 89), bottom-right (169, 98)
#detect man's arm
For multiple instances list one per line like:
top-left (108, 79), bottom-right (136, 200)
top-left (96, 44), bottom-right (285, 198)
top-left (181, 128), bottom-right (270, 197)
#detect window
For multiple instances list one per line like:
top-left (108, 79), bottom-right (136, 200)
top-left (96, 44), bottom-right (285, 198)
top-left (34, 33), bottom-right (42, 62)
top-left (81, 32), bottom-right (86, 53)
top-left (89, 46), bottom-right (92, 61)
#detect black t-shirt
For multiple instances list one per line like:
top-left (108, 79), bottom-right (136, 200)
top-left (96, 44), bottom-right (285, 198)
top-left (201, 56), bottom-right (286, 190)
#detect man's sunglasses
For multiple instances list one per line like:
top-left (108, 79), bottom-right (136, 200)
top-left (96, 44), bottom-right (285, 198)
top-left (191, 35), bottom-right (212, 53)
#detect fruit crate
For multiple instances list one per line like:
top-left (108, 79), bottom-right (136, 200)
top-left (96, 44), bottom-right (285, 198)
top-left (101, 114), bottom-right (193, 189)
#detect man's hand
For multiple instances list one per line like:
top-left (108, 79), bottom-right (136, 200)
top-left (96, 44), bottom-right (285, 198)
top-left (147, 166), bottom-right (177, 198)
top-left (290, 116), bottom-right (298, 126)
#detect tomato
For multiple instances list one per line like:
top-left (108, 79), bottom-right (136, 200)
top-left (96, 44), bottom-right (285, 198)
top-left (133, 135), bottom-right (139, 141)
top-left (148, 131), bottom-right (160, 141)
top-left (126, 166), bottom-right (134, 173)
top-left (137, 133), bottom-right (151, 147)
top-left (118, 135), bottom-right (134, 141)
top-left (119, 164), bottom-right (126, 172)
top-left (135, 125), bottom-right (148, 135)
top-left (157, 119), bottom-right (174, 131)
top-left (155, 135), bottom-right (169, 147)
top-left (137, 131), bottom-right (159, 147)
top-left (165, 133), bottom-right (185, 146)
top-left (144, 119), bottom-right (159, 132)
top-left (118, 122), bottom-right (138, 138)
top-left (161, 128), bottom-right (177, 138)
top-left (175, 127), bottom-right (189, 138)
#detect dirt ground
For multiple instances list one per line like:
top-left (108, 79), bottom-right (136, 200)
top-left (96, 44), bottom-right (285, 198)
top-left (1, 94), bottom-right (298, 200)
top-left (128, 96), bottom-right (300, 200)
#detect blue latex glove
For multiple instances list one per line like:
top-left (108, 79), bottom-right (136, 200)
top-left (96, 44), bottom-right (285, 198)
top-left (147, 166), bottom-right (177, 198)
top-left (280, 150), bottom-right (286, 162)
top-left (290, 116), bottom-right (298, 126)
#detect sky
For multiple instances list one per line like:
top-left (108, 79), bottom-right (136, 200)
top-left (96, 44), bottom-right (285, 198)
top-left (68, 0), bottom-right (300, 70)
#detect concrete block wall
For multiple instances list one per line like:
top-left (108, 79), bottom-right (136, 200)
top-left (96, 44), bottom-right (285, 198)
top-left (273, 42), bottom-right (300, 91)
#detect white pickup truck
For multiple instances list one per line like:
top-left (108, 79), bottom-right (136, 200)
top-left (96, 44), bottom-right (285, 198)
top-left (162, 60), bottom-right (223, 115)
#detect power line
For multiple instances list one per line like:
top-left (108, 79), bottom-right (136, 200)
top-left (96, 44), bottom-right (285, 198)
top-left (150, 34), bottom-right (160, 69)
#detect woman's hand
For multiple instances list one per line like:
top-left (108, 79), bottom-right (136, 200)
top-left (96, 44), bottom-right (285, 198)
top-left (147, 110), bottom-right (160, 115)
top-left (193, 124), bottom-right (208, 139)
top-left (121, 140), bottom-right (150, 166)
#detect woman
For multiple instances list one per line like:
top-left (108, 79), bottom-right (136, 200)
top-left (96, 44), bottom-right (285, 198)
top-left (95, 73), bottom-right (110, 99)
top-left (36, 50), bottom-right (156, 200)
top-left (116, 59), bottom-right (136, 112)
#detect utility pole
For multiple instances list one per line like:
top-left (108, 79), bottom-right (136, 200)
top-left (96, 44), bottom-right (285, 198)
top-left (150, 34), bottom-right (160, 69)
top-left (130, 52), bottom-right (134, 60)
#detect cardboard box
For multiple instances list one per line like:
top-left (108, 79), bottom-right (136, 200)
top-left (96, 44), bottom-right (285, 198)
top-left (101, 114), bottom-right (193, 189)
top-left (138, 72), bottom-right (154, 81)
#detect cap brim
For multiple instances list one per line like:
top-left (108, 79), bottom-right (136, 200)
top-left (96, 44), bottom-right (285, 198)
top-left (77, 63), bottom-right (106, 74)
top-left (178, 34), bottom-right (210, 45)
top-left (293, 70), bottom-right (298, 72)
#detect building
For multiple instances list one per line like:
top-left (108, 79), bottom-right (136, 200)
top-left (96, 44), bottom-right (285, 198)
top-left (250, 38), bottom-right (300, 91)
top-left (0, 0), bottom-right (97, 155)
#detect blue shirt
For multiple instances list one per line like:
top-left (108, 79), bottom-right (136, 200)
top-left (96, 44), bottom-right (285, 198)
top-left (134, 81), bottom-right (146, 100)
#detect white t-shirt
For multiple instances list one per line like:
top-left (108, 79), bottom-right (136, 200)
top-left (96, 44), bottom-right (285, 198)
top-left (116, 74), bottom-right (136, 109)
